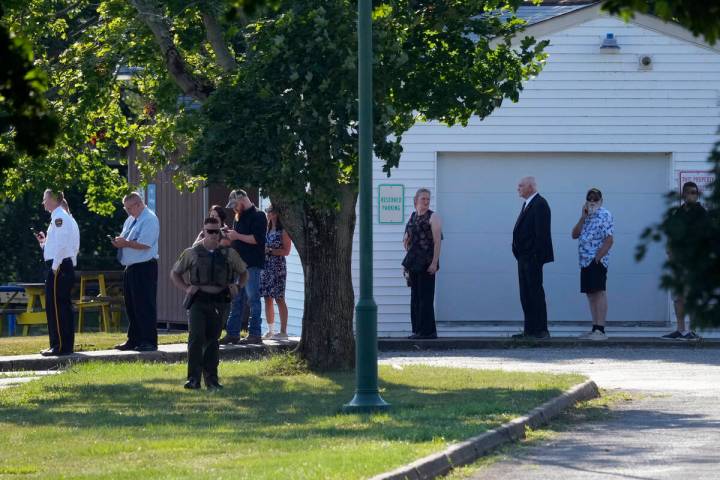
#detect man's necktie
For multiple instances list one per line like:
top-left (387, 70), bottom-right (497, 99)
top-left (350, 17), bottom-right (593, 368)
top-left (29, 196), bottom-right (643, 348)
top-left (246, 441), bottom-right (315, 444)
top-left (117, 218), bottom-right (138, 263)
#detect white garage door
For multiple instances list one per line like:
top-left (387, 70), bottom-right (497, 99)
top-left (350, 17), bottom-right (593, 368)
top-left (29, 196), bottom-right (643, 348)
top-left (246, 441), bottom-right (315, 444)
top-left (436, 152), bottom-right (670, 328)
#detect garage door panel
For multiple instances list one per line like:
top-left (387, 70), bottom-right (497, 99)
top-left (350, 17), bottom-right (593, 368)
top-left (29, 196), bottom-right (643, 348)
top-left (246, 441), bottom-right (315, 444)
top-left (437, 152), bottom-right (670, 325)
top-left (439, 153), bottom-right (669, 194)
top-left (441, 192), bottom-right (519, 233)
top-left (443, 233), bottom-right (514, 272)
top-left (437, 272), bottom-right (523, 321)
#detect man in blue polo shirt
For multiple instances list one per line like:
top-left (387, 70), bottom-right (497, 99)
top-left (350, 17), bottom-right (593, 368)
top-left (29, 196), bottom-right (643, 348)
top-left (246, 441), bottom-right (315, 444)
top-left (111, 192), bottom-right (160, 352)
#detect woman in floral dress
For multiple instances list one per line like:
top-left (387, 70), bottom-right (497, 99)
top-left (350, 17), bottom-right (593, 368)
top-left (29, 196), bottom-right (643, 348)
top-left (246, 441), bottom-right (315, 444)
top-left (259, 205), bottom-right (292, 339)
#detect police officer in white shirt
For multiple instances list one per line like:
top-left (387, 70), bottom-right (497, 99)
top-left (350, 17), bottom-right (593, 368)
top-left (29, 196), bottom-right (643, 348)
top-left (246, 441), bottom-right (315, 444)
top-left (35, 189), bottom-right (80, 356)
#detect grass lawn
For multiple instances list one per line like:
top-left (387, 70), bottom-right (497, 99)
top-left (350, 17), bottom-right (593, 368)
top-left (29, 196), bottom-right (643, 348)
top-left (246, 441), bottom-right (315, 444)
top-left (0, 332), bottom-right (188, 356)
top-left (0, 358), bottom-right (585, 479)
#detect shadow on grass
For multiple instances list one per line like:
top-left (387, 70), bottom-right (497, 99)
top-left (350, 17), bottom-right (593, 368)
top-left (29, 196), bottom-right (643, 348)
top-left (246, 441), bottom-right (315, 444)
top-left (0, 364), bottom-right (576, 446)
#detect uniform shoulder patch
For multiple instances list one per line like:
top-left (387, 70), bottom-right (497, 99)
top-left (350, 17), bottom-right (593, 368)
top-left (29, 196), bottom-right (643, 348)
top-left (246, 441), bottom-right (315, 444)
top-left (55, 218), bottom-right (63, 227)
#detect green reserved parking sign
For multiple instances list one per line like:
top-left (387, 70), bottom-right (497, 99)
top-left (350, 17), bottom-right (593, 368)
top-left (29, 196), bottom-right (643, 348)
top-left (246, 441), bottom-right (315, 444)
top-left (378, 184), bottom-right (404, 224)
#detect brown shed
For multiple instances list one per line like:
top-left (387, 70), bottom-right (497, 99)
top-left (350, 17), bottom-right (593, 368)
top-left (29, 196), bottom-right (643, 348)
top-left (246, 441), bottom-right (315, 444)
top-left (127, 143), bottom-right (232, 327)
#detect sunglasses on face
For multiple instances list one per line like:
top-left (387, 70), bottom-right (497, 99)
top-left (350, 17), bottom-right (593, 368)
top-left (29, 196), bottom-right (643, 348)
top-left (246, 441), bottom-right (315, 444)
top-left (205, 229), bottom-right (221, 235)
top-left (586, 197), bottom-right (600, 203)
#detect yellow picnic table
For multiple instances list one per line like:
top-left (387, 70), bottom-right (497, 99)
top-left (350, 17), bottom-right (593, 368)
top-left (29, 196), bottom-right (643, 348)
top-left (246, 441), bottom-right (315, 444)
top-left (14, 283), bottom-right (47, 335)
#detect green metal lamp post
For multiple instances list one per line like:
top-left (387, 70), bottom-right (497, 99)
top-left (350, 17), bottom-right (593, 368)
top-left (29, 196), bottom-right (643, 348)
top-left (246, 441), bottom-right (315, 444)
top-left (343, 0), bottom-right (390, 413)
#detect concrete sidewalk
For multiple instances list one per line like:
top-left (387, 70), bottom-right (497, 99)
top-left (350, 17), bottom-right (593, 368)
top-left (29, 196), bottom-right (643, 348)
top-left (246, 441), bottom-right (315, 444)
top-left (380, 347), bottom-right (720, 479)
top-left (0, 338), bottom-right (299, 372)
top-left (378, 336), bottom-right (720, 352)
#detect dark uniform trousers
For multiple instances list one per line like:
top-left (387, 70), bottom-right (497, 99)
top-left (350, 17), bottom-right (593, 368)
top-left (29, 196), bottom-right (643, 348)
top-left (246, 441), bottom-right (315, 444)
top-left (45, 259), bottom-right (75, 353)
top-left (409, 271), bottom-right (437, 337)
top-left (517, 256), bottom-right (548, 335)
top-left (124, 259), bottom-right (158, 347)
top-left (188, 291), bottom-right (230, 383)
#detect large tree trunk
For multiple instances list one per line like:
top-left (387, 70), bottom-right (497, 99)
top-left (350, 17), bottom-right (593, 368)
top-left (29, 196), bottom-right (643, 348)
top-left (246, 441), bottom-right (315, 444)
top-left (274, 185), bottom-right (357, 370)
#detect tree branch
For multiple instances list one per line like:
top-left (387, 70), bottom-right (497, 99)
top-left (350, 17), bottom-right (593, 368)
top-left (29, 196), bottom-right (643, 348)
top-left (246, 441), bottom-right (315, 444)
top-left (199, 7), bottom-right (237, 73)
top-left (129, 0), bottom-right (214, 102)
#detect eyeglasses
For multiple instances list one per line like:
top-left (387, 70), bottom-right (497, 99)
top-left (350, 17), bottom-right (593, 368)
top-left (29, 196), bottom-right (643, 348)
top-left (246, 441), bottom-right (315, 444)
top-left (686, 191), bottom-right (699, 196)
top-left (205, 229), bottom-right (221, 235)
top-left (586, 197), bottom-right (601, 203)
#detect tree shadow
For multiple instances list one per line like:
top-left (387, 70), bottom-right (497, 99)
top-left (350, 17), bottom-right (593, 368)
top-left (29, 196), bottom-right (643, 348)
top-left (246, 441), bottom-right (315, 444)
top-left (0, 365), bottom-right (574, 446)
top-left (475, 406), bottom-right (720, 480)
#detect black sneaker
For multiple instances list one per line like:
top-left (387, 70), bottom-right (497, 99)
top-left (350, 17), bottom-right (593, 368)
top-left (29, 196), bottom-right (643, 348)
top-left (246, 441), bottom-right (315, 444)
top-left (682, 331), bottom-right (701, 341)
top-left (238, 335), bottom-right (263, 345)
top-left (184, 378), bottom-right (201, 390)
top-left (219, 335), bottom-right (241, 345)
top-left (661, 331), bottom-right (684, 340)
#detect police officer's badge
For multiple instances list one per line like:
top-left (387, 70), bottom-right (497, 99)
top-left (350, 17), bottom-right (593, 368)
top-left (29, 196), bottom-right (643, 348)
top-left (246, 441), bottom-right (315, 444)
top-left (55, 218), bottom-right (63, 227)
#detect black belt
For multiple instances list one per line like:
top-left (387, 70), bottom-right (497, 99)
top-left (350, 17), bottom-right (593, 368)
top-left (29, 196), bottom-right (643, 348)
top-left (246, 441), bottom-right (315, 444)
top-left (126, 259), bottom-right (157, 268)
top-left (195, 288), bottom-right (231, 302)
top-left (45, 258), bottom-right (72, 266)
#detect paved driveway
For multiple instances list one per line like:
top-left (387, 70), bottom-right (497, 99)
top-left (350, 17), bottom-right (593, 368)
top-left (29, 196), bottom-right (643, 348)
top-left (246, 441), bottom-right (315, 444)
top-left (379, 347), bottom-right (720, 479)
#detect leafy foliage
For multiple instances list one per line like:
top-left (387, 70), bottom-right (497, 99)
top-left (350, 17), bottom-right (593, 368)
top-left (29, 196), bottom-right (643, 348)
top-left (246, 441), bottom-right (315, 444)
top-left (636, 144), bottom-right (720, 328)
top-left (0, 3), bottom-right (59, 174)
top-left (188, 0), bottom-right (548, 209)
top-left (603, 0), bottom-right (720, 45)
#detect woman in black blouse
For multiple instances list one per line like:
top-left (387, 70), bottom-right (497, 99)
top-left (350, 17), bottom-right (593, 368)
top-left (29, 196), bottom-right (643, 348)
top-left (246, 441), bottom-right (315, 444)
top-left (402, 188), bottom-right (443, 339)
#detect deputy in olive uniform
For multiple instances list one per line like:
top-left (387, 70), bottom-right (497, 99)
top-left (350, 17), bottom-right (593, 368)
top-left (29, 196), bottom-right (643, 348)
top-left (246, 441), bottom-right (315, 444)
top-left (171, 217), bottom-right (248, 389)
top-left (35, 189), bottom-right (80, 356)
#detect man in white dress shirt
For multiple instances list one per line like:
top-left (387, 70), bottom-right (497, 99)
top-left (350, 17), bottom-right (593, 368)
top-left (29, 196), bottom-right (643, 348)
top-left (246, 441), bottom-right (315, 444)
top-left (35, 189), bottom-right (80, 356)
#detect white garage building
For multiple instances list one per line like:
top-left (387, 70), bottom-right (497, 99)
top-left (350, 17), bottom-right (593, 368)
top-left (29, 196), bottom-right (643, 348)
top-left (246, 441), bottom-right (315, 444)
top-left (281, 2), bottom-right (720, 337)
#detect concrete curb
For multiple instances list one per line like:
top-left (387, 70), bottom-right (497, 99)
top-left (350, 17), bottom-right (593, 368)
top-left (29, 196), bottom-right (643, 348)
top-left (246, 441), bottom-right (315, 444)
top-left (370, 379), bottom-right (600, 480)
top-left (378, 337), bottom-right (720, 351)
top-left (0, 341), bottom-right (297, 372)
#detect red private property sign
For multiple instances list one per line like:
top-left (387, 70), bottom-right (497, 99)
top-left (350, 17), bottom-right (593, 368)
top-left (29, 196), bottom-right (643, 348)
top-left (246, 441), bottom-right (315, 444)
top-left (678, 171), bottom-right (716, 200)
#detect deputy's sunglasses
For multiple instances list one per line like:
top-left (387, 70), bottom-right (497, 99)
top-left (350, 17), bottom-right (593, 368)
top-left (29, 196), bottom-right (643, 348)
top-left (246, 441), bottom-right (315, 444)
top-left (205, 229), bottom-right (221, 235)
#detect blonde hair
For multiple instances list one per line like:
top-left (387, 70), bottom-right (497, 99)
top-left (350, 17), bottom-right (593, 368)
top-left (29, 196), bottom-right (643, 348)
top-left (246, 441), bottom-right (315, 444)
top-left (414, 187), bottom-right (432, 202)
top-left (44, 189), bottom-right (65, 203)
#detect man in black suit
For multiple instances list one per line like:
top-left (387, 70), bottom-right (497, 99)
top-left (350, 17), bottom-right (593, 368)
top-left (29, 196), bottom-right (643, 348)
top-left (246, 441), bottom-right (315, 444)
top-left (512, 176), bottom-right (554, 339)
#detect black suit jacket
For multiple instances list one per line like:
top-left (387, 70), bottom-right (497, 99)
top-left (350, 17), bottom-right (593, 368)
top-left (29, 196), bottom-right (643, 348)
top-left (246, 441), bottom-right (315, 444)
top-left (512, 194), bottom-right (554, 264)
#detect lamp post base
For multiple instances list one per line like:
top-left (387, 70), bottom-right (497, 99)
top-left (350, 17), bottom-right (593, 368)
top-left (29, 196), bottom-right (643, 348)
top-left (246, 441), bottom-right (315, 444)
top-left (342, 392), bottom-right (390, 413)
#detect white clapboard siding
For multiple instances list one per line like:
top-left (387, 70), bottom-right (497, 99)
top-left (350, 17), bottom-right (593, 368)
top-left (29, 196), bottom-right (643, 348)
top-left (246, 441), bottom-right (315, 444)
top-left (284, 9), bottom-right (720, 337)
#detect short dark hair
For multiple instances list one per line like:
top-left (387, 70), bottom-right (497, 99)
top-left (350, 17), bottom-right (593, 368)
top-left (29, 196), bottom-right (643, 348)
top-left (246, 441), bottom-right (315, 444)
top-left (586, 188), bottom-right (602, 200)
top-left (209, 205), bottom-right (227, 222)
top-left (682, 181), bottom-right (699, 194)
top-left (204, 217), bottom-right (220, 226)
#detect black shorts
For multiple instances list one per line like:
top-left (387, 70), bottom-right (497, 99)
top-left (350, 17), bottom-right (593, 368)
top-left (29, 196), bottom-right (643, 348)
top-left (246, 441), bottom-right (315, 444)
top-left (581, 261), bottom-right (607, 293)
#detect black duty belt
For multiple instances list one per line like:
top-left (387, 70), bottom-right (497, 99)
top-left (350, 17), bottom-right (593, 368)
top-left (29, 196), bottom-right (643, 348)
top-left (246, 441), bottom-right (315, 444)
top-left (194, 288), bottom-right (231, 302)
